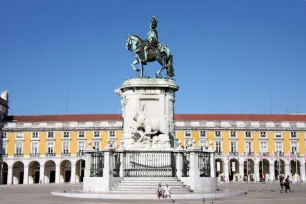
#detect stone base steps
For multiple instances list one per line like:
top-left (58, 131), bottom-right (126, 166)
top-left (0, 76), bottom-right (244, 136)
top-left (111, 177), bottom-right (192, 194)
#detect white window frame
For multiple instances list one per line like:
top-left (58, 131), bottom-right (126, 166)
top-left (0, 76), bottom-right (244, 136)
top-left (78, 141), bottom-right (85, 154)
top-left (78, 131), bottom-right (85, 138)
top-left (94, 131), bottom-right (100, 138)
top-left (275, 141), bottom-right (283, 153)
top-left (63, 131), bottom-right (70, 138)
top-left (215, 141), bottom-right (222, 153)
top-left (275, 131), bottom-right (282, 139)
top-left (260, 131), bottom-right (266, 138)
top-left (62, 141), bottom-right (70, 154)
top-left (260, 141), bottom-right (268, 153)
top-left (47, 142), bottom-right (54, 154)
top-left (230, 131), bottom-right (236, 138)
top-left (32, 132), bottom-right (39, 139)
top-left (47, 132), bottom-right (54, 139)
top-left (290, 131), bottom-right (297, 138)
top-left (245, 141), bottom-right (252, 153)
top-left (199, 130), bottom-right (206, 138)
top-left (290, 141), bottom-right (298, 153)
top-left (109, 130), bottom-right (116, 138)
top-left (2, 132), bottom-right (7, 139)
top-left (215, 131), bottom-right (221, 138)
top-left (230, 141), bottom-right (237, 153)
top-left (16, 132), bottom-right (24, 139)
top-left (245, 131), bottom-right (252, 138)
top-left (2, 142), bottom-right (7, 155)
top-left (93, 141), bottom-right (100, 150)
top-left (184, 130), bottom-right (191, 138)
top-left (15, 142), bottom-right (23, 155)
top-left (31, 142), bottom-right (39, 155)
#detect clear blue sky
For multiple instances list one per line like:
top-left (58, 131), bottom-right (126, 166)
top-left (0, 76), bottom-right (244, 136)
top-left (1, 0), bottom-right (306, 115)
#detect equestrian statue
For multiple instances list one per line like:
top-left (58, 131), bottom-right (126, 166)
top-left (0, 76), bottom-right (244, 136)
top-left (126, 16), bottom-right (175, 78)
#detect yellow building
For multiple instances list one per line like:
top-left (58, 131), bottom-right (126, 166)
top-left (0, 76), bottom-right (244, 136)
top-left (1, 113), bottom-right (306, 185)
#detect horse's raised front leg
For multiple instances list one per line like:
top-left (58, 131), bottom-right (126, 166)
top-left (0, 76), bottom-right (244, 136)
top-left (131, 59), bottom-right (140, 72)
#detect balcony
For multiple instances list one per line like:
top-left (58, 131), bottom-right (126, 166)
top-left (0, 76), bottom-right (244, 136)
top-left (0, 154), bottom-right (8, 158)
top-left (61, 152), bottom-right (71, 157)
top-left (262, 152), bottom-right (269, 156)
top-left (14, 153), bottom-right (24, 158)
top-left (275, 152), bottom-right (284, 156)
top-left (30, 153), bottom-right (40, 157)
top-left (77, 151), bottom-right (85, 156)
top-left (45, 153), bottom-right (56, 157)
top-left (229, 152), bottom-right (238, 156)
top-left (247, 152), bottom-right (255, 156)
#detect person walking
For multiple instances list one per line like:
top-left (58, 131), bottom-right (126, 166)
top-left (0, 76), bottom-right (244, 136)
top-left (280, 175), bottom-right (285, 193)
top-left (285, 175), bottom-right (291, 193)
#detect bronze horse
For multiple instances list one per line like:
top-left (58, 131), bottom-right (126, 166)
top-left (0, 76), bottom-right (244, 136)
top-left (126, 34), bottom-right (174, 78)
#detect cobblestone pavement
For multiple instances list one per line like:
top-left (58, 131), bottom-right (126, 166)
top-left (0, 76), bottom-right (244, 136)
top-left (0, 183), bottom-right (306, 204)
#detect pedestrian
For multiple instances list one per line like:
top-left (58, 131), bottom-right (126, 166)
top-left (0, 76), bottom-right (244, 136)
top-left (156, 183), bottom-right (163, 199)
top-left (285, 175), bottom-right (291, 193)
top-left (280, 175), bottom-right (285, 193)
top-left (163, 184), bottom-right (171, 199)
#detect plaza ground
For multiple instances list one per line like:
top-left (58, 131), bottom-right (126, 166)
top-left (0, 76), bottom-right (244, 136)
top-left (0, 183), bottom-right (306, 204)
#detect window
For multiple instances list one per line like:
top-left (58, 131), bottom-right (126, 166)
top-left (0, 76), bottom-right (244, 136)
top-left (2, 143), bottom-right (7, 155)
top-left (200, 131), bottom-right (206, 137)
top-left (47, 142), bottom-right (54, 154)
top-left (246, 141), bottom-right (252, 153)
top-left (32, 132), bottom-right (39, 139)
top-left (2, 132), bottom-right (7, 139)
top-left (230, 131), bottom-right (236, 137)
top-left (63, 131), bottom-right (70, 138)
top-left (185, 131), bottom-right (191, 137)
top-left (31, 143), bottom-right (38, 155)
top-left (215, 131), bottom-right (221, 137)
top-left (16, 132), bottom-right (23, 139)
top-left (291, 131), bottom-right (297, 138)
top-left (94, 141), bottom-right (100, 151)
top-left (48, 132), bottom-right (54, 138)
top-left (94, 131), bottom-right (100, 138)
top-left (109, 131), bottom-right (116, 137)
top-left (245, 131), bottom-right (251, 137)
top-left (275, 132), bottom-right (282, 138)
top-left (276, 141), bottom-right (282, 153)
top-left (78, 141), bottom-right (85, 154)
top-left (260, 141), bottom-right (267, 153)
top-left (230, 142), bottom-right (236, 153)
top-left (16, 143), bottom-right (23, 155)
top-left (291, 142), bottom-right (297, 153)
top-left (63, 141), bottom-right (69, 154)
top-left (78, 132), bottom-right (85, 138)
top-left (216, 141), bottom-right (221, 153)
top-left (260, 132), bottom-right (266, 138)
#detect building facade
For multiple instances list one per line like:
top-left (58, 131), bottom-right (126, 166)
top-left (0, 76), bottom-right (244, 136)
top-left (0, 113), bottom-right (306, 185)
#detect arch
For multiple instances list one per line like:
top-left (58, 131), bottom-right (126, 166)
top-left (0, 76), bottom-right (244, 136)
top-left (44, 160), bottom-right (56, 184)
top-left (76, 159), bottom-right (85, 183)
top-left (259, 159), bottom-right (269, 182)
top-left (1, 162), bottom-right (8, 184)
top-left (274, 159), bottom-right (285, 180)
top-left (244, 159), bottom-right (255, 181)
top-left (60, 160), bottom-right (71, 183)
top-left (12, 161), bottom-right (24, 185)
top-left (229, 158), bottom-right (239, 182)
top-left (290, 159), bottom-right (301, 180)
top-left (28, 161), bottom-right (40, 184)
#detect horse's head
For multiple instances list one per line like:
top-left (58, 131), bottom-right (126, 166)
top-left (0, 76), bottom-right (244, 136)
top-left (126, 35), bottom-right (133, 51)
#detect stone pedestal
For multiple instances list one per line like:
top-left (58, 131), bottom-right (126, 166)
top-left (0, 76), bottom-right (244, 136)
top-left (115, 78), bottom-right (179, 150)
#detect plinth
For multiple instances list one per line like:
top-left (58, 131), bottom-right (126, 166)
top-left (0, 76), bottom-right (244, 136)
top-left (115, 78), bottom-right (179, 150)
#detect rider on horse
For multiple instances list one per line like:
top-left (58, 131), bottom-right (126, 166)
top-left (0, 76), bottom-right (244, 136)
top-left (143, 16), bottom-right (159, 64)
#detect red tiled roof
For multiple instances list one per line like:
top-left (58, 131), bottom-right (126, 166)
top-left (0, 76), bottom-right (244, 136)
top-left (4, 113), bottom-right (306, 122)
top-left (5, 114), bottom-right (123, 122)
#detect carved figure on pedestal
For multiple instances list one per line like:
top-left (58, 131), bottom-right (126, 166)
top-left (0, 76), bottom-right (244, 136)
top-left (129, 104), bottom-right (169, 145)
